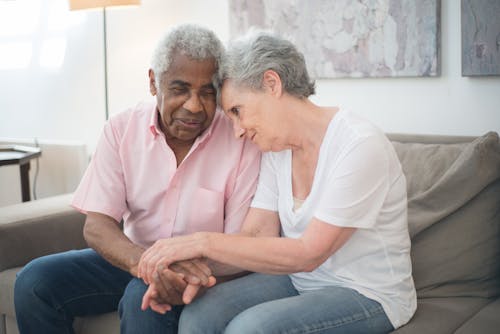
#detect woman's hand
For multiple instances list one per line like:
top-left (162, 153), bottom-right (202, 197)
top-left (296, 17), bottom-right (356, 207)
top-left (138, 233), bottom-right (208, 284)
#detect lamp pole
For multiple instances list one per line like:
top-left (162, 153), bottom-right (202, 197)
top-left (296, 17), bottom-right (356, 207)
top-left (103, 7), bottom-right (109, 120)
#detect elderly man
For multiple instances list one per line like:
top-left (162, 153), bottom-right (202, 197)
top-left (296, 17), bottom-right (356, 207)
top-left (14, 24), bottom-right (260, 334)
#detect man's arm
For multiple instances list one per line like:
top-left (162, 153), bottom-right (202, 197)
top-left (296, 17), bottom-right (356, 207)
top-left (84, 211), bottom-right (144, 276)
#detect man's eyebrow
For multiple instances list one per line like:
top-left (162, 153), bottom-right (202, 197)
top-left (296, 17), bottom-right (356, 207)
top-left (168, 80), bottom-right (190, 87)
top-left (201, 83), bottom-right (216, 89)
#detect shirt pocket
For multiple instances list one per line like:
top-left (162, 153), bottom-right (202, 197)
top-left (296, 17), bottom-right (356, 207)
top-left (187, 187), bottom-right (224, 233)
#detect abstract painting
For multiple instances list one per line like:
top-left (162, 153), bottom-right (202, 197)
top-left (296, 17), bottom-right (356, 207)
top-left (461, 0), bottom-right (500, 76)
top-left (229, 0), bottom-right (441, 78)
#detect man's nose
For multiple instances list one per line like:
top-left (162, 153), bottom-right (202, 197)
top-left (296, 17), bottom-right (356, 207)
top-left (183, 93), bottom-right (203, 113)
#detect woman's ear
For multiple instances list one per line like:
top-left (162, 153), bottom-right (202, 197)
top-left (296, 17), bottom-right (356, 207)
top-left (262, 70), bottom-right (283, 97)
top-left (148, 69), bottom-right (157, 96)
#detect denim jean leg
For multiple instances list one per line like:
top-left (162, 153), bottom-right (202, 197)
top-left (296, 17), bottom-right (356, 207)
top-left (119, 277), bottom-right (183, 334)
top-left (14, 248), bottom-right (133, 334)
top-left (225, 286), bottom-right (394, 334)
top-left (179, 273), bottom-right (298, 334)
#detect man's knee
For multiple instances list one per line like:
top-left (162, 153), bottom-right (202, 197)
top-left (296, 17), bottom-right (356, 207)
top-left (118, 278), bottom-right (147, 317)
top-left (14, 257), bottom-right (58, 310)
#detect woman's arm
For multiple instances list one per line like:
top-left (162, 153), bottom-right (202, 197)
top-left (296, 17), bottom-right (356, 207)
top-left (202, 218), bottom-right (355, 274)
top-left (138, 208), bottom-right (355, 281)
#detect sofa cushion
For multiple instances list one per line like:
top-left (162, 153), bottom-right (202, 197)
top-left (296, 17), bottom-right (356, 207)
top-left (391, 132), bottom-right (500, 299)
top-left (455, 297), bottom-right (500, 334)
top-left (0, 267), bottom-right (19, 317)
top-left (391, 297), bottom-right (492, 333)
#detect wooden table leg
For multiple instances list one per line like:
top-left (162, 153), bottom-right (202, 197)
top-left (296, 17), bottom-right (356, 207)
top-left (19, 162), bottom-right (31, 202)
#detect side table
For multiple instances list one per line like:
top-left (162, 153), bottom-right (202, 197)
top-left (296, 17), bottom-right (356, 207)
top-left (0, 145), bottom-right (42, 202)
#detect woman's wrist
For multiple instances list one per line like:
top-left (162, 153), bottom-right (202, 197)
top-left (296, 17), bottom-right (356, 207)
top-left (194, 231), bottom-right (213, 259)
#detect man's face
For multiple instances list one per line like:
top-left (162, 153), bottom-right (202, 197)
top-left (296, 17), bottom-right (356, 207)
top-left (150, 53), bottom-right (217, 145)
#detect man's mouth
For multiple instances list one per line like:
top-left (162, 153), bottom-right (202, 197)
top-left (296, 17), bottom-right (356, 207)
top-left (176, 118), bottom-right (203, 128)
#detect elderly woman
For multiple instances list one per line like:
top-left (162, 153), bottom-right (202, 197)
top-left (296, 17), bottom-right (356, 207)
top-left (139, 31), bottom-right (416, 333)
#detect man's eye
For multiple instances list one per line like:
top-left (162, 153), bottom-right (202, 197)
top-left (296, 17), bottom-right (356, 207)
top-left (201, 89), bottom-right (216, 96)
top-left (170, 87), bottom-right (186, 94)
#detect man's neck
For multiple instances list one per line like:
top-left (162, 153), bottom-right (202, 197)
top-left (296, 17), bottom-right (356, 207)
top-left (166, 137), bottom-right (195, 167)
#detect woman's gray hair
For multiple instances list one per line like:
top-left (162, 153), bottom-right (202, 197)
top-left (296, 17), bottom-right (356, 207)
top-left (222, 31), bottom-right (315, 98)
top-left (150, 24), bottom-right (225, 89)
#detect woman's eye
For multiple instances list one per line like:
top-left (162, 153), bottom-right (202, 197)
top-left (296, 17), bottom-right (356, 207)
top-left (230, 107), bottom-right (240, 116)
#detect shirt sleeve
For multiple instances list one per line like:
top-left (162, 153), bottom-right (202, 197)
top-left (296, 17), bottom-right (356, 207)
top-left (315, 137), bottom-right (390, 229)
top-left (71, 118), bottom-right (127, 223)
top-left (222, 139), bottom-right (262, 234)
top-left (251, 152), bottom-right (279, 212)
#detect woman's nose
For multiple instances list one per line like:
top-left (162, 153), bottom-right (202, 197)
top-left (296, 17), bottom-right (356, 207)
top-left (233, 121), bottom-right (245, 138)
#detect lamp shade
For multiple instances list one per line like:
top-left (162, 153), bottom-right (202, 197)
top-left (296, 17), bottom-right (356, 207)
top-left (69, 0), bottom-right (140, 10)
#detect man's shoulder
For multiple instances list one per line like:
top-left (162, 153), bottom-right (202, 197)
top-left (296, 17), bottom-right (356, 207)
top-left (108, 101), bottom-right (156, 130)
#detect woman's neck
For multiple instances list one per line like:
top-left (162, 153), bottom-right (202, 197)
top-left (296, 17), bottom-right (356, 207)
top-left (283, 98), bottom-right (338, 153)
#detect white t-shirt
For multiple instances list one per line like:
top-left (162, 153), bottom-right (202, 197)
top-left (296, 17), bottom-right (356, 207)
top-left (251, 109), bottom-right (417, 329)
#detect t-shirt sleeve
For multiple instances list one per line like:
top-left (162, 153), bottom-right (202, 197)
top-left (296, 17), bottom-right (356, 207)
top-left (315, 137), bottom-right (390, 229)
top-left (251, 152), bottom-right (279, 212)
top-left (71, 119), bottom-right (127, 223)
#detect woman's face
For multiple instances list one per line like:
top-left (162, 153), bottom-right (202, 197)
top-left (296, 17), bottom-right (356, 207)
top-left (221, 80), bottom-right (284, 152)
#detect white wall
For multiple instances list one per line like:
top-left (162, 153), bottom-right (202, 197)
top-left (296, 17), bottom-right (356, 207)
top-left (0, 0), bottom-right (499, 204)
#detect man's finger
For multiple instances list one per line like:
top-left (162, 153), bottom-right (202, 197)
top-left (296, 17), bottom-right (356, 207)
top-left (149, 300), bottom-right (172, 314)
top-left (154, 268), bottom-right (186, 305)
top-left (141, 285), bottom-right (156, 311)
top-left (183, 283), bottom-right (202, 305)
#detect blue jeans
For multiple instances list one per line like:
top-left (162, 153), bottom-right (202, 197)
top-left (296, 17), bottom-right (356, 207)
top-left (179, 273), bottom-right (394, 334)
top-left (14, 248), bottom-right (183, 334)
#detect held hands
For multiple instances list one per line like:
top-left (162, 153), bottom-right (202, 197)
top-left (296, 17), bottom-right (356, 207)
top-left (137, 234), bottom-right (213, 314)
top-left (140, 259), bottom-right (217, 314)
top-left (138, 234), bottom-right (206, 285)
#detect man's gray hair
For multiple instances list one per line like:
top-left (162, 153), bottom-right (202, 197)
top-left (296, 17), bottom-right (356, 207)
top-left (150, 24), bottom-right (224, 89)
top-left (222, 31), bottom-right (315, 98)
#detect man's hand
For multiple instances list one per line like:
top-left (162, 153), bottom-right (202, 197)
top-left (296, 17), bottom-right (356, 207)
top-left (141, 259), bottom-right (217, 313)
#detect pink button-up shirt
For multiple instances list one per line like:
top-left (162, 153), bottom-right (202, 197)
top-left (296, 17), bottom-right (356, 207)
top-left (72, 101), bottom-right (261, 248)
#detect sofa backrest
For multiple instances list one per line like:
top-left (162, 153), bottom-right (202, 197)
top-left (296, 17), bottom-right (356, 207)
top-left (389, 132), bottom-right (500, 299)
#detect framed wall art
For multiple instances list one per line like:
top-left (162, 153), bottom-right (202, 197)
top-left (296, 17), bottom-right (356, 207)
top-left (229, 0), bottom-right (441, 78)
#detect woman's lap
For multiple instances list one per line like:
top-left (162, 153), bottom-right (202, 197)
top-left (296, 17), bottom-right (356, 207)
top-left (179, 273), bottom-right (393, 334)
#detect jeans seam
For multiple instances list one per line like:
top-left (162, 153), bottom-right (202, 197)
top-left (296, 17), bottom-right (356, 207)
top-left (284, 305), bottom-right (385, 334)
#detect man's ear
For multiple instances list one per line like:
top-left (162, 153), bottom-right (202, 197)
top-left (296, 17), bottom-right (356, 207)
top-left (262, 70), bottom-right (282, 97)
top-left (148, 69), bottom-right (157, 96)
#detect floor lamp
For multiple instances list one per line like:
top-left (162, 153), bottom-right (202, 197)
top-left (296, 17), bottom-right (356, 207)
top-left (69, 0), bottom-right (140, 120)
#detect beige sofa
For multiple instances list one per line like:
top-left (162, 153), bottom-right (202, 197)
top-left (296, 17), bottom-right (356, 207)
top-left (1, 132), bottom-right (499, 334)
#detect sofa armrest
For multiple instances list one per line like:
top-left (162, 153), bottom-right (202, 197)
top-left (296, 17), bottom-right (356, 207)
top-left (0, 193), bottom-right (87, 272)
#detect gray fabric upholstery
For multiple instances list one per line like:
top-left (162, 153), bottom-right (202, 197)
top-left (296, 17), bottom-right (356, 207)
top-left (455, 298), bottom-right (500, 334)
top-left (0, 268), bottom-right (18, 317)
top-left (391, 297), bottom-right (493, 333)
top-left (392, 132), bottom-right (500, 238)
top-left (0, 193), bottom-right (87, 272)
top-left (392, 132), bottom-right (500, 300)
